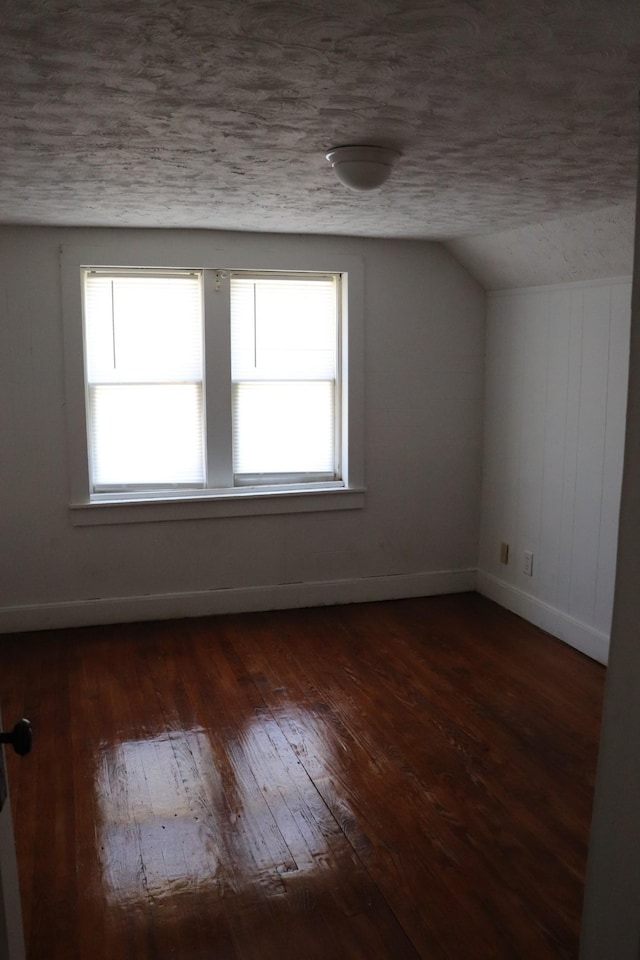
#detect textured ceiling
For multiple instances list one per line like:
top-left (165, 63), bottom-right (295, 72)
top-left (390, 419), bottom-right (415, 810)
top-left (445, 200), bottom-right (636, 288)
top-left (1, 0), bottom-right (639, 238)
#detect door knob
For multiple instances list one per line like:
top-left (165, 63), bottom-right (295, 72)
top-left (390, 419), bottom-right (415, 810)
top-left (0, 719), bottom-right (32, 756)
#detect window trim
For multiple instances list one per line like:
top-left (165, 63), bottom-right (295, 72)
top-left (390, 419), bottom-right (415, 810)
top-left (60, 241), bottom-right (365, 525)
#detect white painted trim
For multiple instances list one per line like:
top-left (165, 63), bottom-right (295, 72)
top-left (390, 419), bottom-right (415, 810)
top-left (60, 243), bottom-right (365, 517)
top-left (0, 776), bottom-right (25, 960)
top-left (489, 276), bottom-right (632, 298)
top-left (70, 486), bottom-right (366, 525)
top-left (0, 569), bottom-right (476, 635)
top-left (476, 571), bottom-right (609, 664)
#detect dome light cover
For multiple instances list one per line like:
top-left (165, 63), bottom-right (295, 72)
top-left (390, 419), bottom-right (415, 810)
top-left (325, 145), bottom-right (400, 191)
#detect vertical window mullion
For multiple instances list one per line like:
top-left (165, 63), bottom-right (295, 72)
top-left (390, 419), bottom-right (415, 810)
top-left (203, 270), bottom-right (233, 489)
top-left (334, 275), bottom-right (342, 479)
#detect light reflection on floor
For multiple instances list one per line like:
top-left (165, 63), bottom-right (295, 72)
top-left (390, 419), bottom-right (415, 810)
top-left (95, 712), bottom-right (338, 907)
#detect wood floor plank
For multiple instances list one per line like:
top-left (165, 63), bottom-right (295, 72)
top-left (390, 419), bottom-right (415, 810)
top-left (224, 610), bottom-right (536, 957)
top-left (0, 594), bottom-right (604, 958)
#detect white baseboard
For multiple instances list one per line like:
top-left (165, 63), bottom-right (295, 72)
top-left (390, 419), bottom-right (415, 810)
top-left (477, 571), bottom-right (609, 664)
top-left (1, 569), bottom-right (610, 664)
top-left (0, 568), bottom-right (477, 634)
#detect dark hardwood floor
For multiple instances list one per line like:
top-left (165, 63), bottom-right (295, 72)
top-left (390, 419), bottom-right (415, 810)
top-left (1, 593), bottom-right (605, 959)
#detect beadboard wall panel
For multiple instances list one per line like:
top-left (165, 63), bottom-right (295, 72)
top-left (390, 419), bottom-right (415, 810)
top-left (478, 278), bottom-right (631, 662)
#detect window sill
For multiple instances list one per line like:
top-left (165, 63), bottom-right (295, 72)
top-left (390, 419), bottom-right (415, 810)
top-left (69, 486), bottom-right (366, 526)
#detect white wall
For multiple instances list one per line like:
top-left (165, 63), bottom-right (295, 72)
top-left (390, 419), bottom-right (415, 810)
top-left (580, 161), bottom-right (640, 960)
top-left (0, 226), bottom-right (485, 632)
top-left (477, 278), bottom-right (632, 663)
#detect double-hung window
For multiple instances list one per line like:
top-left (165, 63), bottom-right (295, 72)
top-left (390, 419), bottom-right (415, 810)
top-left (61, 245), bottom-right (364, 523)
top-left (84, 270), bottom-right (206, 492)
top-left (230, 273), bottom-right (338, 484)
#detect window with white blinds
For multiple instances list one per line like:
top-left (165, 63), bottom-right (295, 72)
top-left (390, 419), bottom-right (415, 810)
top-left (83, 271), bottom-right (205, 491)
top-left (81, 268), bottom-right (341, 497)
top-left (230, 274), bottom-right (338, 482)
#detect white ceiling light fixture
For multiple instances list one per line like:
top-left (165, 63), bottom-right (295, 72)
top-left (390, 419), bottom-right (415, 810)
top-left (325, 145), bottom-right (401, 192)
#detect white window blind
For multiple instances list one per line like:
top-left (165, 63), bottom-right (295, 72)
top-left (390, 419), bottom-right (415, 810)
top-left (83, 271), bottom-right (204, 490)
top-left (230, 274), bottom-right (339, 481)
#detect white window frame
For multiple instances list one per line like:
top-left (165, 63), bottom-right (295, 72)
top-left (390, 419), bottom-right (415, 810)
top-left (61, 241), bottom-right (365, 525)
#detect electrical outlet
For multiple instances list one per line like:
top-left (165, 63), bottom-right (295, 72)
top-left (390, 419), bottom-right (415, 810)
top-left (523, 550), bottom-right (534, 577)
top-left (500, 542), bottom-right (509, 565)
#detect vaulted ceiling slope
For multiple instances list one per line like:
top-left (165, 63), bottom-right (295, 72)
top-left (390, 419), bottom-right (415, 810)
top-left (445, 200), bottom-right (636, 289)
top-left (0, 0), bottom-right (638, 239)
